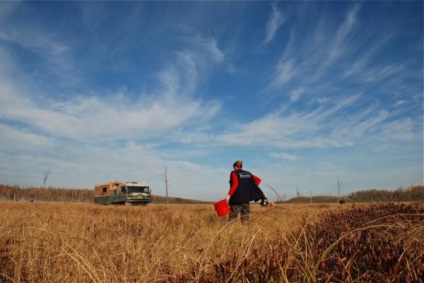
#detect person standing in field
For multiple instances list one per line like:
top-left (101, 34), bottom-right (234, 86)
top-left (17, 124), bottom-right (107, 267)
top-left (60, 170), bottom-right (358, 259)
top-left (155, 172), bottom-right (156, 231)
top-left (225, 160), bottom-right (265, 223)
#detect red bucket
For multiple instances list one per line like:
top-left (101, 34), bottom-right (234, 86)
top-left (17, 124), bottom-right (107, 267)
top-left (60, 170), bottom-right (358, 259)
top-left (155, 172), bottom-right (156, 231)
top-left (214, 199), bottom-right (230, 217)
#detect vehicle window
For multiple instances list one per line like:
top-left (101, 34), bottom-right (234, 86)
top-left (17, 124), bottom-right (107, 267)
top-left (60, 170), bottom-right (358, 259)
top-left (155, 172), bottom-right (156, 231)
top-left (128, 186), bottom-right (150, 193)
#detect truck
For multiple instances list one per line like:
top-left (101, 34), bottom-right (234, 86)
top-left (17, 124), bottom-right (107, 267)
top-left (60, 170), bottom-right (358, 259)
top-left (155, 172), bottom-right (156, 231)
top-left (94, 181), bottom-right (152, 205)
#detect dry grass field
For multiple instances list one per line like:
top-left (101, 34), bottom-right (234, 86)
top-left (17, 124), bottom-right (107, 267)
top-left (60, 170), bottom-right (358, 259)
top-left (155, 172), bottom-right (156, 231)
top-left (0, 200), bottom-right (423, 282)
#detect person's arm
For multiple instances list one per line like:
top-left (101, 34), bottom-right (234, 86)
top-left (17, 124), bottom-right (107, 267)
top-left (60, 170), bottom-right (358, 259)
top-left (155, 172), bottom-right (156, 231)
top-left (226, 172), bottom-right (238, 201)
top-left (253, 175), bottom-right (261, 186)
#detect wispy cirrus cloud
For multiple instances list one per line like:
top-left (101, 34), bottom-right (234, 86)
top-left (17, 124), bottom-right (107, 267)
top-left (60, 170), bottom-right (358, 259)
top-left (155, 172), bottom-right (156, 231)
top-left (0, 124), bottom-right (54, 151)
top-left (1, 76), bottom-right (221, 143)
top-left (327, 3), bottom-right (361, 64)
top-left (0, 29), bottom-right (223, 143)
top-left (214, 92), bottom-right (418, 152)
top-left (264, 3), bottom-right (285, 44)
top-left (270, 152), bottom-right (299, 161)
top-left (266, 2), bottom-right (419, 133)
top-left (200, 36), bottom-right (225, 63)
top-left (269, 4), bottom-right (362, 90)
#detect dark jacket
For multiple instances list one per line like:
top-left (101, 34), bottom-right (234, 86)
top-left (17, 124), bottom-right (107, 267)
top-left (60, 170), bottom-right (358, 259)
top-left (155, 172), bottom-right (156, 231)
top-left (229, 169), bottom-right (265, 205)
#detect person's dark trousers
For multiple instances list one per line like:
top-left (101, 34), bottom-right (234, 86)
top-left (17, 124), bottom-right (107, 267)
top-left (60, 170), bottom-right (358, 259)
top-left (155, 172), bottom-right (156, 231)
top-left (229, 203), bottom-right (250, 224)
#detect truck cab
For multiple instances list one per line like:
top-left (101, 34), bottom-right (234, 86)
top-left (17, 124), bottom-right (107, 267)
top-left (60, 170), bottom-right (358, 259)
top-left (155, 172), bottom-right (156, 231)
top-left (120, 182), bottom-right (152, 205)
top-left (94, 181), bottom-right (152, 205)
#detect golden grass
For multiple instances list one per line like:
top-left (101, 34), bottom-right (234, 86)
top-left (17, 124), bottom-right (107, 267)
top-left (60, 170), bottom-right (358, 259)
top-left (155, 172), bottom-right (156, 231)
top-left (0, 201), bottom-right (422, 282)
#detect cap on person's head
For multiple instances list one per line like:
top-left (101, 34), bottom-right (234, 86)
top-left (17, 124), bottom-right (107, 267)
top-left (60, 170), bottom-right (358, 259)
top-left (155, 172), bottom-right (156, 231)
top-left (233, 160), bottom-right (243, 168)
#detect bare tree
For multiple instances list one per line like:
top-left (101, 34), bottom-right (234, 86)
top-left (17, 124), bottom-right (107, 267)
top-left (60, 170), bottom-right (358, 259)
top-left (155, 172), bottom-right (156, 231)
top-left (43, 168), bottom-right (51, 189)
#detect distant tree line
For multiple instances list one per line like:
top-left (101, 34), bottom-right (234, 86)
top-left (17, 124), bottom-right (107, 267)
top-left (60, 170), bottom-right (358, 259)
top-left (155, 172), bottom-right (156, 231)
top-left (284, 186), bottom-right (424, 204)
top-left (1, 184), bottom-right (423, 204)
top-left (0, 184), bottom-right (93, 203)
top-left (0, 185), bottom-right (212, 204)
top-left (346, 186), bottom-right (424, 202)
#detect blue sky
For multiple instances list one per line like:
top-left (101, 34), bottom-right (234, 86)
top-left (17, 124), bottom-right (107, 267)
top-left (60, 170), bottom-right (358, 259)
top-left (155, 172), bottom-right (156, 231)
top-left (0, 1), bottom-right (422, 201)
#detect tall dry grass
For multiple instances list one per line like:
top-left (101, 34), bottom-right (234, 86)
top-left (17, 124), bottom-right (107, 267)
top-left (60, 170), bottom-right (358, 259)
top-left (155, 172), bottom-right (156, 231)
top-left (0, 201), bottom-right (422, 282)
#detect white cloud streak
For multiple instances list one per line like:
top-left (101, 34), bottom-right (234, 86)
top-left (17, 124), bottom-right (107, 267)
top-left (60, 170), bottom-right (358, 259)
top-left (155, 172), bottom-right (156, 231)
top-left (264, 3), bottom-right (285, 44)
top-left (0, 27), bottom-right (223, 142)
top-left (1, 82), bottom-right (221, 143)
top-left (270, 152), bottom-right (299, 161)
top-left (269, 4), bottom-right (364, 89)
top-left (214, 93), bottom-right (419, 151)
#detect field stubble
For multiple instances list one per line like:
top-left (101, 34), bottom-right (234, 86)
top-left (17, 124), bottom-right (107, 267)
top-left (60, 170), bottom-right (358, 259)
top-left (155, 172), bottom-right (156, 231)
top-left (0, 201), bottom-right (422, 282)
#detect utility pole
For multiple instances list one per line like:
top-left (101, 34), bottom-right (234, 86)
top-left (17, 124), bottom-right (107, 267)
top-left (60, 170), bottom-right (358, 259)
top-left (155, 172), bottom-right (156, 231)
top-left (164, 167), bottom-right (169, 204)
top-left (336, 176), bottom-right (345, 204)
top-left (310, 189), bottom-right (312, 203)
top-left (336, 177), bottom-right (344, 197)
